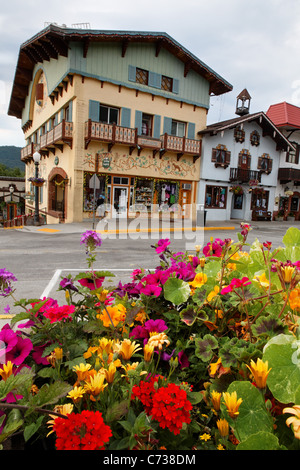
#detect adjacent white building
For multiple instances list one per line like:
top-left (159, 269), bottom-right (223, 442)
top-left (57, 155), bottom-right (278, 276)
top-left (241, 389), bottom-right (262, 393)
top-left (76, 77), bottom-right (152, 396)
top-left (267, 102), bottom-right (300, 220)
top-left (197, 90), bottom-right (293, 222)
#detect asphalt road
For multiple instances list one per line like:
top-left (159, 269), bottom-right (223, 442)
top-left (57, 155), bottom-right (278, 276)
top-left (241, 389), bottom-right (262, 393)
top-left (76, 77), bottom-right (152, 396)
top-left (0, 219), bottom-right (299, 326)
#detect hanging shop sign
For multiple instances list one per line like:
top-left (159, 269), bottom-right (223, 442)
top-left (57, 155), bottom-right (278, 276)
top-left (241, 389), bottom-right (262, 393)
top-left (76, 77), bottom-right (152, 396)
top-left (102, 157), bottom-right (111, 169)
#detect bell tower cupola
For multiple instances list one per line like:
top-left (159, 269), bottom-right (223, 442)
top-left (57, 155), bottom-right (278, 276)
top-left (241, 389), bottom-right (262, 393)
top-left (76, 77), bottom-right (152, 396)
top-left (236, 89), bottom-right (251, 116)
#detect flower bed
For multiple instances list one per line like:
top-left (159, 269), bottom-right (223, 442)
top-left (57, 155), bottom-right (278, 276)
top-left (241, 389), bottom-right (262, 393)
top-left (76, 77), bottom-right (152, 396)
top-left (0, 225), bottom-right (300, 450)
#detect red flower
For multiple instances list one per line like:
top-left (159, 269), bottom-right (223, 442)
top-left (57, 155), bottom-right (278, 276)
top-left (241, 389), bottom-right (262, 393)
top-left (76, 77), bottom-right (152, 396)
top-left (150, 383), bottom-right (192, 435)
top-left (131, 376), bottom-right (159, 414)
top-left (221, 277), bottom-right (251, 295)
top-left (53, 410), bottom-right (112, 450)
top-left (43, 305), bottom-right (75, 324)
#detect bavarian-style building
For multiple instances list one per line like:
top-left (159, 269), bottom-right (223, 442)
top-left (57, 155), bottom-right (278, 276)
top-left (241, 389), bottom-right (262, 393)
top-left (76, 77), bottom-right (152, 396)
top-left (8, 24), bottom-right (232, 223)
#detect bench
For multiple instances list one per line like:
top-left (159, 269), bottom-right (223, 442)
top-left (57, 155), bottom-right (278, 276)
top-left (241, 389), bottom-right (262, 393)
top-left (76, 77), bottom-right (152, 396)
top-left (252, 209), bottom-right (272, 221)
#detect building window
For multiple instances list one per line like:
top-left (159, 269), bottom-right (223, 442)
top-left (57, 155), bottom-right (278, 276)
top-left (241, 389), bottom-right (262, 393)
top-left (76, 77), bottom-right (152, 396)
top-left (258, 153), bottom-right (273, 174)
top-left (251, 189), bottom-right (269, 210)
top-left (250, 130), bottom-right (260, 146)
top-left (99, 105), bottom-right (119, 125)
top-left (234, 126), bottom-right (245, 143)
top-left (161, 75), bottom-right (173, 91)
top-left (171, 119), bottom-right (185, 137)
top-left (141, 113), bottom-right (153, 136)
top-left (136, 68), bottom-right (149, 85)
top-left (211, 144), bottom-right (231, 167)
top-left (286, 142), bottom-right (299, 164)
top-left (205, 185), bottom-right (227, 209)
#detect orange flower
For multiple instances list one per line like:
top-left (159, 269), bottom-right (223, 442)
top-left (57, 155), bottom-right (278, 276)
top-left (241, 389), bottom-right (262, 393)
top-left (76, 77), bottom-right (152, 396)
top-left (0, 361), bottom-right (13, 381)
top-left (217, 418), bottom-right (229, 437)
top-left (223, 391), bottom-right (243, 419)
top-left (246, 358), bottom-right (271, 389)
top-left (97, 304), bottom-right (126, 327)
top-left (211, 390), bottom-right (222, 411)
top-left (289, 288), bottom-right (300, 311)
top-left (283, 405), bottom-right (300, 439)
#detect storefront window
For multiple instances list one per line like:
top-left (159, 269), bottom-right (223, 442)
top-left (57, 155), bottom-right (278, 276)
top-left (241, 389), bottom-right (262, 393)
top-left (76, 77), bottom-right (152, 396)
top-left (251, 190), bottom-right (269, 210)
top-left (83, 173), bottom-right (106, 211)
top-left (205, 186), bottom-right (227, 209)
top-left (156, 180), bottom-right (179, 210)
top-left (134, 178), bottom-right (154, 211)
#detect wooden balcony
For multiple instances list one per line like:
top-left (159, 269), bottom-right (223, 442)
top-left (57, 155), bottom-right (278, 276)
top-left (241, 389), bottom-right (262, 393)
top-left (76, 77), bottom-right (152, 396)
top-left (21, 121), bottom-right (73, 160)
top-left (85, 120), bottom-right (137, 152)
top-left (278, 167), bottom-right (300, 183)
top-left (85, 120), bottom-right (202, 161)
top-left (40, 120), bottom-right (73, 153)
top-left (21, 143), bottom-right (35, 161)
top-left (230, 167), bottom-right (261, 183)
top-left (160, 133), bottom-right (201, 162)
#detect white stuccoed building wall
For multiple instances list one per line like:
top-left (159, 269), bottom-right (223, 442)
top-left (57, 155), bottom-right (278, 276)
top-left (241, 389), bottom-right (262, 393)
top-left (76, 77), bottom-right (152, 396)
top-left (198, 117), bottom-right (287, 222)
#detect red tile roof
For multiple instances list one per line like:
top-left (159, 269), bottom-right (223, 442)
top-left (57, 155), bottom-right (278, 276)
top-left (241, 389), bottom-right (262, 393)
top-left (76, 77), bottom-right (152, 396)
top-left (266, 102), bottom-right (300, 129)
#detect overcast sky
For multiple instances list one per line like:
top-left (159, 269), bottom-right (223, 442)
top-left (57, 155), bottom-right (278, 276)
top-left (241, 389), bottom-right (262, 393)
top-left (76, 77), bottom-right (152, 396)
top-left (1, 0), bottom-right (300, 147)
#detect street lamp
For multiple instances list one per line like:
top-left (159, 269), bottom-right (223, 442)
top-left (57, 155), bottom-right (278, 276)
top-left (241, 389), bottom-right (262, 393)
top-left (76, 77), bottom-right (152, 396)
top-left (9, 185), bottom-right (14, 201)
top-left (33, 151), bottom-right (41, 225)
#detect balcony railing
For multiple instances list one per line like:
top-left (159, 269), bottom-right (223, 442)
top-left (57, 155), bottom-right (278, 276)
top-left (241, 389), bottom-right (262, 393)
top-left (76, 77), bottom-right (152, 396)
top-left (21, 143), bottom-right (35, 161)
top-left (278, 167), bottom-right (300, 183)
top-left (40, 120), bottom-right (73, 151)
top-left (230, 167), bottom-right (261, 183)
top-left (160, 133), bottom-right (201, 161)
top-left (85, 120), bottom-right (201, 160)
top-left (85, 120), bottom-right (137, 151)
top-left (21, 121), bottom-right (73, 160)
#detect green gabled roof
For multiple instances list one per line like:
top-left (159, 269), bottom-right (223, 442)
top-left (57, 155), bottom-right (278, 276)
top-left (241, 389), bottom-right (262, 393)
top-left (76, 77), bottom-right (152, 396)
top-left (8, 24), bottom-right (232, 119)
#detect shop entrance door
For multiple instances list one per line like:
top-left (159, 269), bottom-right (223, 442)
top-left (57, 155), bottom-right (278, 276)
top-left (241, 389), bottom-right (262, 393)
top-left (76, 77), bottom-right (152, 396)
top-left (113, 186), bottom-right (128, 217)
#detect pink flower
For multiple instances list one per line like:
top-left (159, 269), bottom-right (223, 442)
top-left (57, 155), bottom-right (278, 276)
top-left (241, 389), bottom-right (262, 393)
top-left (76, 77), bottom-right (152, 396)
top-left (5, 335), bottom-right (33, 365)
top-left (78, 277), bottom-right (104, 290)
top-left (139, 284), bottom-right (162, 297)
top-left (155, 238), bottom-right (171, 254)
top-left (221, 277), bottom-right (251, 294)
top-left (203, 238), bottom-right (225, 257)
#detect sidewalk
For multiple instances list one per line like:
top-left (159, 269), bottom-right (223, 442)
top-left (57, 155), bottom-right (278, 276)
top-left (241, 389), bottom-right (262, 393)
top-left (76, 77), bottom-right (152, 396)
top-left (3, 216), bottom-right (298, 235)
top-left (7, 217), bottom-right (240, 235)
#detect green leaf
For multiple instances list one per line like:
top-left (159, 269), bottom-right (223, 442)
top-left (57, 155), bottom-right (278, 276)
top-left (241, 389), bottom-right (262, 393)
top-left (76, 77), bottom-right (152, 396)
top-left (163, 277), bottom-right (190, 305)
top-left (263, 334), bottom-right (300, 403)
top-left (180, 305), bottom-right (199, 326)
top-left (194, 334), bottom-right (218, 362)
top-left (0, 409), bottom-right (24, 444)
top-left (236, 431), bottom-right (281, 450)
top-left (0, 368), bottom-right (34, 401)
top-left (223, 381), bottom-right (273, 442)
top-left (282, 227), bottom-right (300, 246)
top-left (28, 381), bottom-right (72, 409)
top-left (24, 415), bottom-right (44, 442)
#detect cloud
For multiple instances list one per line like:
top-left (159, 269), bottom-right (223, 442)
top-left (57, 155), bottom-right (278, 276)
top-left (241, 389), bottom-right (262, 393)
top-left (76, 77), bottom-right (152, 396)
top-left (1, 0), bottom-right (300, 144)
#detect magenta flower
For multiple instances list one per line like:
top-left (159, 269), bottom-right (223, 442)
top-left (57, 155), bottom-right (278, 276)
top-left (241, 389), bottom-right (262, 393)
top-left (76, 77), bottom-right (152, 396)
top-left (0, 268), bottom-right (17, 297)
top-left (155, 238), bottom-right (171, 254)
top-left (5, 335), bottom-right (33, 366)
top-left (130, 319), bottom-right (168, 342)
top-left (32, 344), bottom-right (51, 365)
top-left (139, 284), bottom-right (162, 297)
top-left (203, 238), bottom-right (225, 257)
top-left (78, 276), bottom-right (104, 290)
top-left (178, 351), bottom-right (190, 369)
top-left (80, 230), bottom-right (102, 253)
top-left (0, 324), bottom-right (18, 362)
top-left (221, 277), bottom-right (251, 294)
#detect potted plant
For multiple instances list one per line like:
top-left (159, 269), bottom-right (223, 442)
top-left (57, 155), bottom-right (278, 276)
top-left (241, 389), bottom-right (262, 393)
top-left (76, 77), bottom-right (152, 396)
top-left (287, 212), bottom-right (295, 221)
top-left (27, 177), bottom-right (45, 187)
top-left (277, 210), bottom-right (284, 221)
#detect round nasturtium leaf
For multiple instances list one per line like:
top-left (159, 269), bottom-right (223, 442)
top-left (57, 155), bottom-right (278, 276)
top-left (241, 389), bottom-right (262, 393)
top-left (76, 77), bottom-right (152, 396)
top-left (163, 277), bottom-right (190, 305)
top-left (263, 334), bottom-right (300, 404)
